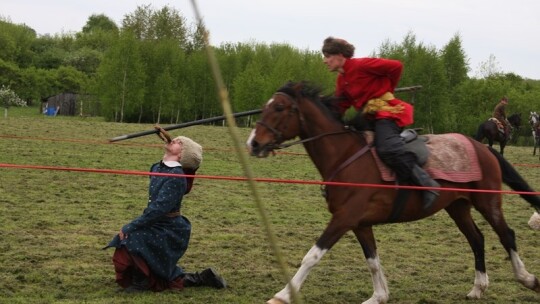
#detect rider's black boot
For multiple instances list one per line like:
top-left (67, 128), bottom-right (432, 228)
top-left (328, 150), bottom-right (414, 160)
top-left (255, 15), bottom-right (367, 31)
top-left (410, 165), bottom-right (440, 210)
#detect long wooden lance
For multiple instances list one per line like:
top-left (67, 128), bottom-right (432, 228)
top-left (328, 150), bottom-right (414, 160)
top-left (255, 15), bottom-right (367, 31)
top-left (108, 85), bottom-right (422, 143)
top-left (108, 109), bottom-right (262, 142)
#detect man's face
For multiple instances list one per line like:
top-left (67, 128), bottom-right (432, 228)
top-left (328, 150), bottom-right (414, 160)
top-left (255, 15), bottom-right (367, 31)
top-left (166, 139), bottom-right (183, 157)
top-left (323, 53), bottom-right (346, 72)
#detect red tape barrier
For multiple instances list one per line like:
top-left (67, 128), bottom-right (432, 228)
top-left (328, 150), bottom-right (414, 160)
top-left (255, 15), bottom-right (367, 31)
top-left (1, 162), bottom-right (539, 195)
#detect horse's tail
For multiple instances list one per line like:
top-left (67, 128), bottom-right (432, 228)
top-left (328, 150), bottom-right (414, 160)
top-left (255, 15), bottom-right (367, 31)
top-left (488, 146), bottom-right (540, 212)
top-left (474, 123), bottom-right (484, 142)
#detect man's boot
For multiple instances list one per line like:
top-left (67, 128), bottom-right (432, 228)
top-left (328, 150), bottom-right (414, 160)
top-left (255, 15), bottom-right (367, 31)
top-left (183, 268), bottom-right (227, 289)
top-left (123, 270), bottom-right (149, 293)
top-left (411, 165), bottom-right (440, 210)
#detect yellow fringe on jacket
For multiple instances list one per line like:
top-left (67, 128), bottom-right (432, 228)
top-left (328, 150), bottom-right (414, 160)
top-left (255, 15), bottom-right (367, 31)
top-left (362, 92), bottom-right (404, 114)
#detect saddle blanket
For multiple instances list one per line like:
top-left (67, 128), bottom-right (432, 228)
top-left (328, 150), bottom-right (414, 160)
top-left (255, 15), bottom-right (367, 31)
top-left (372, 133), bottom-right (483, 183)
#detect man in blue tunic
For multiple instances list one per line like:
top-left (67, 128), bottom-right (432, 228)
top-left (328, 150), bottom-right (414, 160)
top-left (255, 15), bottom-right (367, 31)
top-left (105, 133), bottom-right (226, 292)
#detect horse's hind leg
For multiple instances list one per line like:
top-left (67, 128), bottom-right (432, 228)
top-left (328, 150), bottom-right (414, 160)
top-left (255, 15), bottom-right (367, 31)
top-left (352, 226), bottom-right (389, 304)
top-left (475, 198), bottom-right (540, 293)
top-left (445, 201), bottom-right (489, 299)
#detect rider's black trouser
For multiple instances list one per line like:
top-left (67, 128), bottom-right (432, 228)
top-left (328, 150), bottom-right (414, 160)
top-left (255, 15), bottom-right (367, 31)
top-left (374, 119), bottom-right (417, 182)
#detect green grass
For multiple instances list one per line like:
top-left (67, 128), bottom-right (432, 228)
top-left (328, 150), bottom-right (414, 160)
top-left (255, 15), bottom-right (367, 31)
top-left (1, 106), bottom-right (539, 303)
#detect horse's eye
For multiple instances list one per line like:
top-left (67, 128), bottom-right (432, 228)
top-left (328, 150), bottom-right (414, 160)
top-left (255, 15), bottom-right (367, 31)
top-left (274, 103), bottom-right (285, 112)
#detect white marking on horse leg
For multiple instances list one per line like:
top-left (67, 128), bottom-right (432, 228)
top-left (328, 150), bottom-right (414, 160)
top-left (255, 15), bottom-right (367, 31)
top-left (271, 245), bottom-right (327, 304)
top-left (509, 249), bottom-right (539, 290)
top-left (466, 271), bottom-right (489, 299)
top-left (246, 129), bottom-right (256, 152)
top-left (362, 256), bottom-right (389, 304)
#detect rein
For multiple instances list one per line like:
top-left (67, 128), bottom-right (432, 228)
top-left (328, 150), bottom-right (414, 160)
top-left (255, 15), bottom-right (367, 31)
top-left (275, 129), bottom-right (352, 149)
top-left (256, 90), bottom-right (373, 198)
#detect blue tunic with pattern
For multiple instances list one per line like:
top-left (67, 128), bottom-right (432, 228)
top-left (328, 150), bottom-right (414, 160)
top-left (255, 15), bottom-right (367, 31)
top-left (107, 161), bottom-right (191, 281)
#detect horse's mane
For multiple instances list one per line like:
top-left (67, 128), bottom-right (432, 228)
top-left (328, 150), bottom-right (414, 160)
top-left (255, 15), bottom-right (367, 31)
top-left (276, 81), bottom-right (344, 124)
top-left (508, 113), bottom-right (522, 128)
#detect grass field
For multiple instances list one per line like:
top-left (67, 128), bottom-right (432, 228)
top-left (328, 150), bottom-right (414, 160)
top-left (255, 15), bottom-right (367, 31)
top-left (1, 106), bottom-right (539, 304)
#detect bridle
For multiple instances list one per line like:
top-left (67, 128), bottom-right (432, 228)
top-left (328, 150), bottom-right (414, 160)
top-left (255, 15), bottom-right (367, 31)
top-left (255, 91), bottom-right (373, 196)
top-left (255, 92), bottom-right (299, 146)
top-left (255, 92), bottom-right (351, 150)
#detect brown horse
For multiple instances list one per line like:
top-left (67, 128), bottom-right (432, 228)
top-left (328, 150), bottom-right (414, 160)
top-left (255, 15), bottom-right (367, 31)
top-left (247, 81), bottom-right (540, 304)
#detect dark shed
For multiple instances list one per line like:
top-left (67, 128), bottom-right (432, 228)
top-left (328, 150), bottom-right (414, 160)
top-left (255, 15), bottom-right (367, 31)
top-left (42, 93), bottom-right (78, 116)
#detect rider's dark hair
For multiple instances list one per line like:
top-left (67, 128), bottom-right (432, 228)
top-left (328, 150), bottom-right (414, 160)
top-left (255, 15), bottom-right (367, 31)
top-left (322, 37), bottom-right (355, 58)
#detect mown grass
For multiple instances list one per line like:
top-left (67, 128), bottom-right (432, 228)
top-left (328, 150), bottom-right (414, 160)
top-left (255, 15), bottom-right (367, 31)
top-left (1, 106), bottom-right (539, 304)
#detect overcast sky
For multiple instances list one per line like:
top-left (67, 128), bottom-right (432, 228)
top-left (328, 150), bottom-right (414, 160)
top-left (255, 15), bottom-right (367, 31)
top-left (3, 0), bottom-right (540, 79)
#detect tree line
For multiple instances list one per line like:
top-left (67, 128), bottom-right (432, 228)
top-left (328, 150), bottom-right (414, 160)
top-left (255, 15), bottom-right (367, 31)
top-left (1, 4), bottom-right (539, 139)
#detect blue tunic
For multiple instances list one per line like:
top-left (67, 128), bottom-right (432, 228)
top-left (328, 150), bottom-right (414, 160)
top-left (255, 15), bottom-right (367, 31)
top-left (107, 161), bottom-right (191, 281)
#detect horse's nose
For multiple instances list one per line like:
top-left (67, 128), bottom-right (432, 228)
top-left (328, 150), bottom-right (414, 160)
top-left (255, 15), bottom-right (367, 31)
top-left (246, 129), bottom-right (258, 155)
top-left (249, 140), bottom-right (260, 156)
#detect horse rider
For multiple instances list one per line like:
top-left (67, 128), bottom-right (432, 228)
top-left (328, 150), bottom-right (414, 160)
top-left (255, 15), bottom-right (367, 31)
top-left (493, 96), bottom-right (510, 137)
top-left (321, 36), bottom-right (439, 210)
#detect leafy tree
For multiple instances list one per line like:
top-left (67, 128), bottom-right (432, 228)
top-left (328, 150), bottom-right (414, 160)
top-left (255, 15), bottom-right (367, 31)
top-left (149, 6), bottom-right (188, 44)
top-left (0, 19), bottom-right (36, 68)
top-left (0, 59), bottom-right (22, 88)
top-left (122, 4), bottom-right (188, 46)
top-left (82, 14), bottom-right (119, 34)
top-left (183, 50), bottom-right (217, 120)
top-left (53, 66), bottom-right (88, 93)
top-left (153, 66), bottom-right (174, 124)
top-left (17, 67), bottom-right (56, 105)
top-left (75, 14), bottom-right (119, 71)
top-left (474, 54), bottom-right (502, 78)
top-left (121, 5), bottom-right (152, 40)
top-left (145, 39), bottom-right (182, 123)
top-left (1, 85), bottom-right (26, 117)
top-left (186, 21), bottom-right (207, 53)
top-left (63, 47), bottom-right (103, 75)
top-left (30, 34), bottom-right (66, 69)
top-left (97, 30), bottom-right (145, 122)
top-left (441, 33), bottom-right (469, 89)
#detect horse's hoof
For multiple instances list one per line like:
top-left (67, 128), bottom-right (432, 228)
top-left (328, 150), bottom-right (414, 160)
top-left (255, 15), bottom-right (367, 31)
top-left (466, 291), bottom-right (483, 299)
top-left (267, 298), bottom-right (287, 304)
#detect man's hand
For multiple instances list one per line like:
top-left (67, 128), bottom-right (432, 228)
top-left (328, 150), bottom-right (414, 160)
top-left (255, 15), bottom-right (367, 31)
top-left (155, 125), bottom-right (172, 143)
top-left (119, 230), bottom-right (127, 240)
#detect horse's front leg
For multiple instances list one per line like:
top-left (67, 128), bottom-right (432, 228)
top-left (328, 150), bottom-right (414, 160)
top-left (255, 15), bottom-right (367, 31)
top-left (267, 216), bottom-right (351, 304)
top-left (353, 226), bottom-right (389, 304)
top-left (267, 245), bottom-right (328, 304)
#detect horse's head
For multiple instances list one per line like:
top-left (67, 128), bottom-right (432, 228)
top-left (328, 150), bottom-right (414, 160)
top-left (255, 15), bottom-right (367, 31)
top-left (247, 82), bottom-right (306, 158)
top-left (509, 113), bottom-right (522, 129)
top-left (529, 111), bottom-right (539, 126)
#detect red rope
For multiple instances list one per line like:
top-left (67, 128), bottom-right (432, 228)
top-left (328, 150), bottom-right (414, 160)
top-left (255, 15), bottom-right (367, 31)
top-left (3, 134), bottom-right (540, 162)
top-left (1, 162), bottom-right (538, 195)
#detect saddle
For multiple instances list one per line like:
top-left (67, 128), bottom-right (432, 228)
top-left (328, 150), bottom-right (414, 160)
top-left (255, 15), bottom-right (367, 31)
top-left (365, 130), bottom-right (482, 183)
top-left (489, 118), bottom-right (507, 136)
top-left (363, 128), bottom-right (428, 166)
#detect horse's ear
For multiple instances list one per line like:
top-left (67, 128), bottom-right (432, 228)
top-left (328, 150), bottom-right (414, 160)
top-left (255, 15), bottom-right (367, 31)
top-left (290, 81), bottom-right (304, 95)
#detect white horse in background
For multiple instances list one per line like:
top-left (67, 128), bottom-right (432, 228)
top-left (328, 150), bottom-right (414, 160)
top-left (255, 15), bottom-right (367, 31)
top-left (529, 111), bottom-right (540, 157)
